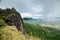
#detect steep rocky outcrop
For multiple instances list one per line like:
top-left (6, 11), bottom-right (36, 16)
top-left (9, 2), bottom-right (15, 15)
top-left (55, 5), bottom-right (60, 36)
top-left (0, 8), bottom-right (23, 32)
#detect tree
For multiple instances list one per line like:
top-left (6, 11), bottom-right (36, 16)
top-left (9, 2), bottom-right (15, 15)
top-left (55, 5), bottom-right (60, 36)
top-left (11, 7), bottom-right (16, 12)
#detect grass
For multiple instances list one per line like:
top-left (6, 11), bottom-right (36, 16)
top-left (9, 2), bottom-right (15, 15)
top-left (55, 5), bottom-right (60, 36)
top-left (0, 20), bottom-right (60, 40)
top-left (23, 20), bottom-right (60, 40)
top-left (0, 26), bottom-right (41, 40)
top-left (0, 19), bottom-right (7, 26)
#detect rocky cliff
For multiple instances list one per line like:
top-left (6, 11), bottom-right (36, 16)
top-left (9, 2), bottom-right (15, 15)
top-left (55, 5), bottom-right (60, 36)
top-left (0, 8), bottom-right (23, 32)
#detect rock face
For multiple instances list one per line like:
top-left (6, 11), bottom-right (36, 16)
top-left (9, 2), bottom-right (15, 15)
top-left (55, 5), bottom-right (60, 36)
top-left (7, 13), bottom-right (23, 32)
top-left (0, 8), bottom-right (23, 32)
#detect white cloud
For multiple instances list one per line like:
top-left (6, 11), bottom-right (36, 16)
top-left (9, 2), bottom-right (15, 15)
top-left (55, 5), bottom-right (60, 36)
top-left (30, 5), bottom-right (44, 13)
top-left (21, 13), bottom-right (32, 18)
top-left (44, 0), bottom-right (60, 21)
top-left (21, 12), bottom-right (43, 19)
top-left (0, 0), bottom-right (60, 21)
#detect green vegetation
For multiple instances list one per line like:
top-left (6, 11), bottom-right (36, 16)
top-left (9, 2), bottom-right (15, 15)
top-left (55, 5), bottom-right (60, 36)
top-left (0, 8), bottom-right (60, 40)
top-left (0, 19), bottom-right (60, 40)
top-left (0, 26), bottom-right (41, 40)
top-left (0, 19), bottom-right (6, 26)
top-left (23, 20), bottom-right (60, 40)
top-left (0, 8), bottom-right (17, 18)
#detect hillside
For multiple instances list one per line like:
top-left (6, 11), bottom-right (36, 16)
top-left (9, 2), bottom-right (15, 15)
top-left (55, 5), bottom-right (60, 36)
top-left (0, 20), bottom-right (60, 40)
top-left (44, 27), bottom-right (60, 32)
top-left (0, 26), bottom-right (41, 40)
top-left (0, 8), bottom-right (41, 40)
top-left (0, 8), bottom-right (60, 40)
top-left (0, 8), bottom-right (24, 32)
top-left (23, 20), bottom-right (60, 40)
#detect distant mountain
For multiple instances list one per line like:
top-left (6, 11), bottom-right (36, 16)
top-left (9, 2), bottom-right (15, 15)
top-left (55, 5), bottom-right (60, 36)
top-left (23, 17), bottom-right (43, 21)
top-left (23, 17), bottom-right (33, 20)
top-left (33, 18), bottom-right (43, 22)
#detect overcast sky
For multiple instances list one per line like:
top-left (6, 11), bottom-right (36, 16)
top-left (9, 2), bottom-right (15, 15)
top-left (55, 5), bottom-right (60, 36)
top-left (0, 0), bottom-right (60, 22)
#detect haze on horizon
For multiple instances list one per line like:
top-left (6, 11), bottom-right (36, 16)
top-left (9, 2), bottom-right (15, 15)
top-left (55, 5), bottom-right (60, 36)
top-left (0, 0), bottom-right (60, 22)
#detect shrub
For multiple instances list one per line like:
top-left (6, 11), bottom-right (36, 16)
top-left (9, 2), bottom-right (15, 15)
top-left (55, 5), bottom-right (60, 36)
top-left (0, 19), bottom-right (6, 26)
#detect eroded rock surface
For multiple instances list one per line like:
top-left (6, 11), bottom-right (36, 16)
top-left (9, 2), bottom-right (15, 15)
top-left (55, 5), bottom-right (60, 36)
top-left (0, 8), bottom-right (23, 32)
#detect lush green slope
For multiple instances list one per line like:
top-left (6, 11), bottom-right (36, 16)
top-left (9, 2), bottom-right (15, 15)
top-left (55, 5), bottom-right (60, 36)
top-left (23, 20), bottom-right (60, 40)
top-left (0, 19), bottom-right (60, 40)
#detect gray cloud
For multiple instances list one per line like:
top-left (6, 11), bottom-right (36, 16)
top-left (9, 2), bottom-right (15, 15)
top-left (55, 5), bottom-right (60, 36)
top-left (0, 0), bottom-right (60, 21)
